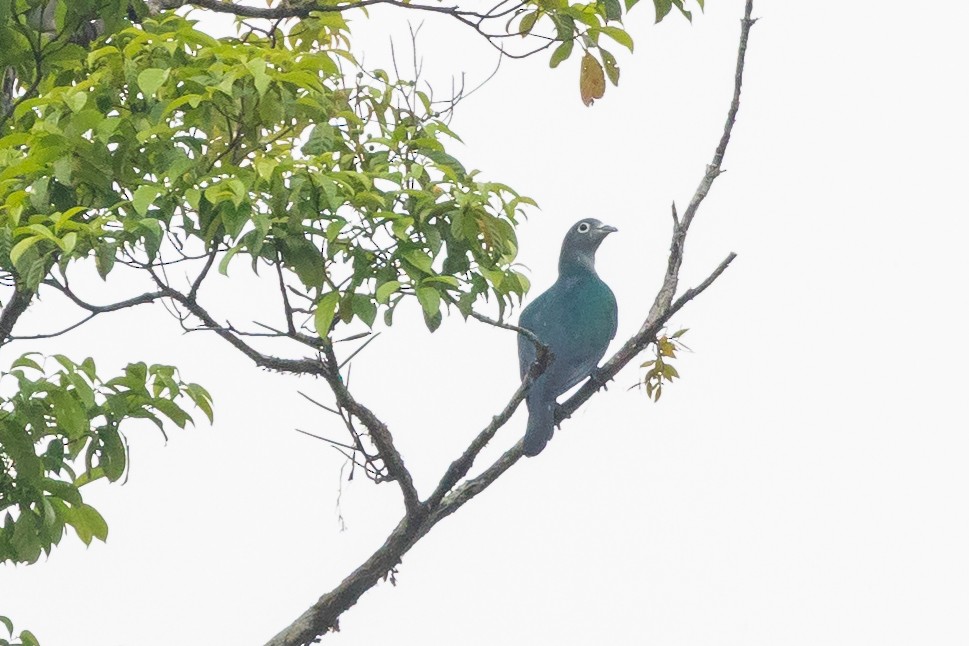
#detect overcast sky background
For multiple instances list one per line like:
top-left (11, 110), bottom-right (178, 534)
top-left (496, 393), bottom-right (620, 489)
top-left (4, 1), bottom-right (969, 644)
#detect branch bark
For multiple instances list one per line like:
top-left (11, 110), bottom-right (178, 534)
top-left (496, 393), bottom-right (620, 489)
top-left (0, 287), bottom-right (34, 348)
top-left (265, 3), bottom-right (757, 644)
top-left (146, 0), bottom-right (555, 60)
top-left (320, 343), bottom-right (423, 515)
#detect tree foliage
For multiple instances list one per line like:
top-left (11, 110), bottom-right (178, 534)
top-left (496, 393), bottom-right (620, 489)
top-left (0, 354), bottom-right (211, 564)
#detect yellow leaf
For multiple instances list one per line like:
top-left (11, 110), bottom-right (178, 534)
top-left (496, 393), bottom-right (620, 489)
top-left (579, 53), bottom-right (605, 107)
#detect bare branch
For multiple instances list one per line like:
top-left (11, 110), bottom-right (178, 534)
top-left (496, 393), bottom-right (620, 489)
top-left (645, 0), bottom-right (755, 327)
top-left (189, 245), bottom-right (218, 300)
top-left (156, 0), bottom-right (474, 20)
top-left (45, 281), bottom-right (165, 314)
top-left (294, 428), bottom-right (359, 452)
top-left (320, 343), bottom-right (422, 516)
top-left (434, 440), bottom-right (523, 518)
top-left (336, 333), bottom-right (381, 370)
top-left (298, 391), bottom-right (342, 416)
top-left (275, 252), bottom-right (296, 335)
top-left (425, 334), bottom-right (550, 509)
top-left (9, 312), bottom-right (99, 340)
top-left (160, 284), bottom-right (331, 377)
top-left (0, 288), bottom-right (34, 348)
top-left (442, 293), bottom-right (547, 352)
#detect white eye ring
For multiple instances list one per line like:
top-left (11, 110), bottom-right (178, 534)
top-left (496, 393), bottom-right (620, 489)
top-left (577, 222), bottom-right (591, 233)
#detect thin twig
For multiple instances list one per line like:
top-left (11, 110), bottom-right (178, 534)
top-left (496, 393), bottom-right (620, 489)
top-left (295, 428), bottom-right (359, 452)
top-left (337, 332), bottom-right (381, 370)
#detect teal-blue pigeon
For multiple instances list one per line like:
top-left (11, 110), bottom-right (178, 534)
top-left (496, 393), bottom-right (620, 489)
top-left (518, 218), bottom-right (618, 457)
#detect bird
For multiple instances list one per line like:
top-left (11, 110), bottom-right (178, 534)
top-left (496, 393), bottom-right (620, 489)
top-left (517, 218), bottom-right (618, 457)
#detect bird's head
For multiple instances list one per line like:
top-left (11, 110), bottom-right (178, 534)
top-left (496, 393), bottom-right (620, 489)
top-left (559, 218), bottom-right (618, 274)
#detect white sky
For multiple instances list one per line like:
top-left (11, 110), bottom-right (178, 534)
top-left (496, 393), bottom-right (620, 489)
top-left (4, 1), bottom-right (969, 644)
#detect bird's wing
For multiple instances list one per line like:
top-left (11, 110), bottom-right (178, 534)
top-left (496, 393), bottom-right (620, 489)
top-left (606, 282), bottom-right (618, 340)
top-left (545, 278), bottom-right (618, 393)
top-left (517, 288), bottom-right (553, 379)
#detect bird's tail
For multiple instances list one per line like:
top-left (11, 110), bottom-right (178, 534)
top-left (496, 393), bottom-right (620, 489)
top-left (523, 399), bottom-right (555, 457)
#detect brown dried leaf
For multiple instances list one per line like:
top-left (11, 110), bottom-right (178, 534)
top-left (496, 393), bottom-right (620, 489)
top-left (579, 53), bottom-right (605, 106)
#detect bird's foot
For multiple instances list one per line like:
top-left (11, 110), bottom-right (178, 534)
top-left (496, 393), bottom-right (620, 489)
top-left (588, 369), bottom-right (611, 391)
top-left (553, 403), bottom-right (570, 428)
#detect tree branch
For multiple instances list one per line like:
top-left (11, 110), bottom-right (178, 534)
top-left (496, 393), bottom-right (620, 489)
top-left (149, 0), bottom-right (561, 60)
top-left (265, 2), bottom-right (756, 643)
top-left (161, 285), bottom-right (331, 377)
top-left (425, 337), bottom-right (549, 509)
top-left (0, 288), bottom-right (34, 348)
top-left (320, 343), bottom-right (422, 516)
top-left (153, 0), bottom-right (477, 20)
top-left (44, 280), bottom-right (164, 313)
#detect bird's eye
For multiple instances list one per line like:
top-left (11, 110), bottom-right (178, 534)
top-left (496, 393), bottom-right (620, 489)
top-left (576, 222), bottom-right (591, 233)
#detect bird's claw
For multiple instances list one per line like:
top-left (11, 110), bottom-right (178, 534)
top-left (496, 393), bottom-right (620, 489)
top-left (589, 369), bottom-right (610, 391)
top-left (553, 403), bottom-right (568, 428)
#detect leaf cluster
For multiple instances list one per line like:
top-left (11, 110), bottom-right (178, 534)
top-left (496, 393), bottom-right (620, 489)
top-left (0, 615), bottom-right (38, 646)
top-left (0, 353), bottom-right (212, 565)
top-left (515, 0), bottom-right (702, 104)
top-left (637, 327), bottom-right (687, 401)
top-left (0, 10), bottom-right (533, 337)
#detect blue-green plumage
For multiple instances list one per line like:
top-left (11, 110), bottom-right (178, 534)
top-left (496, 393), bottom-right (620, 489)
top-left (518, 218), bottom-right (618, 456)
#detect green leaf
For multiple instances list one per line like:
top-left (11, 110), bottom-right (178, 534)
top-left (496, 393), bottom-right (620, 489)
top-left (137, 68), bottom-right (170, 97)
top-left (61, 232), bottom-right (77, 255)
top-left (11, 354), bottom-right (43, 371)
top-left (132, 185), bottom-right (161, 217)
top-left (653, 0), bottom-right (672, 22)
top-left (8, 236), bottom-right (42, 267)
top-left (600, 48), bottom-right (621, 86)
top-left (152, 398), bottom-right (191, 429)
top-left (100, 428), bottom-right (126, 483)
top-left (603, 0), bottom-right (623, 21)
top-left (416, 286), bottom-right (441, 318)
top-left (519, 11), bottom-right (539, 36)
top-left (246, 58), bottom-right (270, 97)
top-left (185, 384), bottom-right (214, 424)
top-left (95, 241), bottom-right (116, 280)
top-left (11, 513), bottom-right (41, 563)
top-left (352, 294), bottom-right (377, 327)
top-left (50, 390), bottom-right (88, 440)
top-left (42, 478), bottom-right (82, 506)
top-left (255, 158), bottom-right (277, 180)
top-left (302, 124), bottom-right (335, 155)
top-left (22, 257), bottom-right (46, 291)
top-left (63, 503), bottom-right (108, 545)
top-left (19, 629), bottom-right (40, 646)
top-left (672, 0), bottom-right (692, 21)
top-left (600, 26), bottom-right (634, 52)
top-left (422, 308), bottom-right (442, 333)
top-left (314, 291), bottom-right (340, 337)
top-left (67, 92), bottom-right (88, 113)
top-left (403, 249), bottom-right (433, 274)
top-left (282, 238), bottom-right (325, 289)
top-left (375, 280), bottom-right (401, 304)
top-left (550, 39), bottom-right (574, 68)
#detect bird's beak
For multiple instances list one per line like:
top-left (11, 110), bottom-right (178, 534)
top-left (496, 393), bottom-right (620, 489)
top-left (597, 224), bottom-right (618, 234)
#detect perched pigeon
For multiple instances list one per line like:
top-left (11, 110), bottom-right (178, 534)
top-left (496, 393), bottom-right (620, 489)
top-left (518, 218), bottom-right (618, 456)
